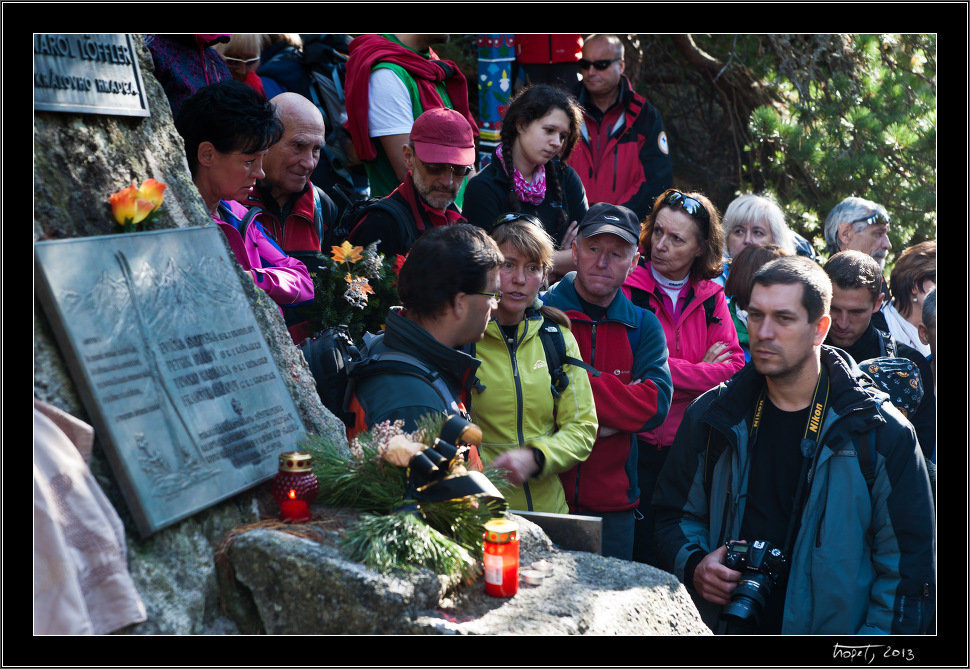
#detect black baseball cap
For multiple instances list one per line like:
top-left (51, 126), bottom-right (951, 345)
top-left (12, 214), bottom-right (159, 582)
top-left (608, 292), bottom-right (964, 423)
top-left (577, 203), bottom-right (641, 246)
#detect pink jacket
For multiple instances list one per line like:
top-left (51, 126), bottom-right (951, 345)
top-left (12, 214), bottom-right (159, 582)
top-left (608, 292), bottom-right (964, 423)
top-left (623, 262), bottom-right (744, 448)
top-left (213, 200), bottom-right (314, 341)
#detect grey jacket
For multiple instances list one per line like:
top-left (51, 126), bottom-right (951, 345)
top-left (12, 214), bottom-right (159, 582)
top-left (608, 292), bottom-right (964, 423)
top-left (652, 347), bottom-right (936, 634)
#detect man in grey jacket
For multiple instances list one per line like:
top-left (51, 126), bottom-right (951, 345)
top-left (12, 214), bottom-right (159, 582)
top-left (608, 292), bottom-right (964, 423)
top-left (652, 255), bottom-right (935, 634)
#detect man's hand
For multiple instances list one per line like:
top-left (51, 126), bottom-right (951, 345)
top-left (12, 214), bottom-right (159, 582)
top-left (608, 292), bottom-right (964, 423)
top-left (693, 543), bottom-right (742, 605)
top-left (491, 448), bottom-right (540, 485)
top-left (598, 378), bottom-right (641, 438)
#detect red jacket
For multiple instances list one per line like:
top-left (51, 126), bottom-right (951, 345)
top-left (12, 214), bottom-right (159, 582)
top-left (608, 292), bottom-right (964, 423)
top-left (571, 76), bottom-right (672, 220)
top-left (622, 261), bottom-right (744, 448)
top-left (515, 34), bottom-right (582, 64)
top-left (543, 273), bottom-right (673, 513)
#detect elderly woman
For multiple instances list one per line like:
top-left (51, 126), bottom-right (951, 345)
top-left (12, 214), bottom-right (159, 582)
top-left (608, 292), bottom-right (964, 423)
top-left (715, 193), bottom-right (798, 286)
top-left (623, 188), bottom-right (745, 567)
top-left (881, 240), bottom-right (936, 356)
top-left (175, 79), bottom-right (313, 343)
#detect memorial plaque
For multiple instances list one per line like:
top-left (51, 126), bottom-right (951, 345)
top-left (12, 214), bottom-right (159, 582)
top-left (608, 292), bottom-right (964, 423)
top-left (34, 227), bottom-right (308, 537)
top-left (34, 34), bottom-right (150, 117)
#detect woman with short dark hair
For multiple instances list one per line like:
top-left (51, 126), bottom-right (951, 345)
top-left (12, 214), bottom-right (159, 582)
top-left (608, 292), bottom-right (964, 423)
top-left (175, 80), bottom-right (313, 343)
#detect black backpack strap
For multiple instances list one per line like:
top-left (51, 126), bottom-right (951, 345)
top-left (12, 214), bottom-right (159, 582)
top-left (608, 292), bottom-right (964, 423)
top-left (854, 430), bottom-right (877, 494)
top-left (349, 351), bottom-right (466, 419)
top-left (371, 198), bottom-right (419, 247)
top-left (537, 320), bottom-right (600, 399)
top-left (702, 294), bottom-right (722, 328)
top-left (311, 186), bottom-right (326, 248)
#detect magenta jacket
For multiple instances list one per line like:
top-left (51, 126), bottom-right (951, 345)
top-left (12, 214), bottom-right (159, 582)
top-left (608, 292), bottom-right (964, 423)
top-left (622, 261), bottom-right (744, 448)
top-left (213, 200), bottom-right (314, 342)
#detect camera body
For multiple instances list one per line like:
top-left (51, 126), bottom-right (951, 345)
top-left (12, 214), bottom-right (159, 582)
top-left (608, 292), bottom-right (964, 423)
top-left (720, 540), bottom-right (787, 628)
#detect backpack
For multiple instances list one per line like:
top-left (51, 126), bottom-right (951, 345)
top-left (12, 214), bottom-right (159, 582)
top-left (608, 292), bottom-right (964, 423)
top-left (535, 320), bottom-right (601, 397)
top-left (298, 326), bottom-right (463, 431)
top-left (329, 183), bottom-right (415, 248)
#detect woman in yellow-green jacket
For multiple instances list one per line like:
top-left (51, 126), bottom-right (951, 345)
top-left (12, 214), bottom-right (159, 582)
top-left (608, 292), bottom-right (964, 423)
top-left (470, 213), bottom-right (598, 513)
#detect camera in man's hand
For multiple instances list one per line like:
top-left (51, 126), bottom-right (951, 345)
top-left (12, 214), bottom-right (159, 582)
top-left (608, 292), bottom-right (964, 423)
top-left (720, 540), bottom-right (787, 628)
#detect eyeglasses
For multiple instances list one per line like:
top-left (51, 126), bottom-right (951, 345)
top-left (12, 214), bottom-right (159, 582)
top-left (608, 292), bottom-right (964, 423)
top-left (848, 212), bottom-right (890, 227)
top-left (493, 212), bottom-right (544, 229)
top-left (223, 56), bottom-right (261, 67)
top-left (422, 163), bottom-right (473, 178)
top-left (663, 190), bottom-right (710, 222)
top-left (476, 290), bottom-right (504, 301)
top-left (579, 57), bottom-right (621, 71)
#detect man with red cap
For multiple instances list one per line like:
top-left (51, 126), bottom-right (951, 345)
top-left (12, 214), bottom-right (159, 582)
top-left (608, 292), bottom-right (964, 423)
top-left (347, 107), bottom-right (476, 259)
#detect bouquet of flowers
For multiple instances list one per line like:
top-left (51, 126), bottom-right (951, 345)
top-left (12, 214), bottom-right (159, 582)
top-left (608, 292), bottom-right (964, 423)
top-left (302, 240), bottom-right (405, 346)
top-left (300, 414), bottom-right (512, 582)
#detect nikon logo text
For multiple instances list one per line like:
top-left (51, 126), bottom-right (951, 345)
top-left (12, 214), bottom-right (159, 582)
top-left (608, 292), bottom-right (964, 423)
top-left (809, 402), bottom-right (823, 433)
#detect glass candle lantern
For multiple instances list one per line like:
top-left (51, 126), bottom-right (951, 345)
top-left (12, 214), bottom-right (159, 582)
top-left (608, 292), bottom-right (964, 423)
top-left (272, 451), bottom-right (318, 522)
top-left (483, 518), bottom-right (519, 597)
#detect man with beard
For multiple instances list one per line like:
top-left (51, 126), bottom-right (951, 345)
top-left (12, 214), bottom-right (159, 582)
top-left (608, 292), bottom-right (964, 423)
top-left (822, 196), bottom-right (893, 308)
top-left (347, 107), bottom-right (475, 258)
top-left (652, 255), bottom-right (935, 635)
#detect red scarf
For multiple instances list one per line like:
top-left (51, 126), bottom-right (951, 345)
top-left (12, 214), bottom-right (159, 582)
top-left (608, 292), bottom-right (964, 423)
top-left (344, 34), bottom-right (478, 162)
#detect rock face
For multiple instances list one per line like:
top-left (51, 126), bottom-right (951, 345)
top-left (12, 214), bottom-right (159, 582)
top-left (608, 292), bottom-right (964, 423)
top-left (220, 510), bottom-right (712, 636)
top-left (32, 34), bottom-right (711, 637)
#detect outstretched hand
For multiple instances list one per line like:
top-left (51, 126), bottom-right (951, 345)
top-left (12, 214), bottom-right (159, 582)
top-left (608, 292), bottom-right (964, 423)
top-left (491, 448), bottom-right (540, 485)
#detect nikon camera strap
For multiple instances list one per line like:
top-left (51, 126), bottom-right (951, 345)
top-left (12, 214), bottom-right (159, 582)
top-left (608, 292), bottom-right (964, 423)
top-left (747, 363), bottom-right (831, 558)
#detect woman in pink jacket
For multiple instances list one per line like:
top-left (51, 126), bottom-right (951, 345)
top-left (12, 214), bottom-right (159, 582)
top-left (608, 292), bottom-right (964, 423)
top-left (175, 79), bottom-right (314, 344)
top-left (622, 188), bottom-right (744, 567)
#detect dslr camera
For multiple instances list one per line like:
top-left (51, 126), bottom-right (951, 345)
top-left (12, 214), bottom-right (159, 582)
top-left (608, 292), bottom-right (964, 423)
top-left (720, 540), bottom-right (787, 628)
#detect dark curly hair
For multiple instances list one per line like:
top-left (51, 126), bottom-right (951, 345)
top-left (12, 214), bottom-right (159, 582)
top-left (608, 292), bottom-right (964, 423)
top-left (175, 79), bottom-right (283, 177)
top-left (498, 84), bottom-right (583, 235)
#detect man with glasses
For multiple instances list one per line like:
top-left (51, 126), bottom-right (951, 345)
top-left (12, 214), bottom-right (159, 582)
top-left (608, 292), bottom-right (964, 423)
top-left (822, 196), bottom-right (893, 307)
top-left (346, 224), bottom-right (503, 438)
top-left (543, 203), bottom-right (673, 560)
top-left (570, 34), bottom-right (673, 220)
top-left (347, 108), bottom-right (475, 259)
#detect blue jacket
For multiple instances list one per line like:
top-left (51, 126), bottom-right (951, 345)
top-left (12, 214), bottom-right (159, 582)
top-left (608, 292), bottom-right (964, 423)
top-left (652, 347), bottom-right (936, 634)
top-left (543, 273), bottom-right (672, 512)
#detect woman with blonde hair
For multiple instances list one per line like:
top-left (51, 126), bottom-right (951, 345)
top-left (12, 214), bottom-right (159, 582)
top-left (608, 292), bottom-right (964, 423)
top-left (470, 213), bottom-right (597, 513)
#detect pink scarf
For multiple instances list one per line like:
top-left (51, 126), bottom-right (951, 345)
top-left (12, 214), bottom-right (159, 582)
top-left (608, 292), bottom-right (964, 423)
top-left (495, 144), bottom-right (545, 205)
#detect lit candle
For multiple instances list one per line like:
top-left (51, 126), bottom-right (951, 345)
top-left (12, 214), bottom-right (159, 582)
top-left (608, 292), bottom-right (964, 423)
top-left (279, 489), bottom-right (310, 522)
top-left (272, 451), bottom-right (317, 522)
top-left (483, 519), bottom-right (519, 597)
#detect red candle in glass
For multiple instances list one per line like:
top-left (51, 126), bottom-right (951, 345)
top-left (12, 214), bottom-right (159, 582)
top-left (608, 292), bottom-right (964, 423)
top-left (272, 451), bottom-right (318, 522)
top-left (483, 519), bottom-right (519, 597)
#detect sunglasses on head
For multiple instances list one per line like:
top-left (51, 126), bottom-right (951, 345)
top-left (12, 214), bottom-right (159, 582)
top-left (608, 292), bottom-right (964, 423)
top-left (223, 56), bottom-right (260, 67)
top-left (579, 57), bottom-right (621, 71)
top-left (493, 212), bottom-right (544, 229)
top-left (421, 163), bottom-right (473, 178)
top-left (848, 211), bottom-right (890, 227)
top-left (663, 190), bottom-right (710, 221)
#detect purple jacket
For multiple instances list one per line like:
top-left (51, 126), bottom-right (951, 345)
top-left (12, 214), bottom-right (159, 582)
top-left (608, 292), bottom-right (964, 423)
top-left (213, 200), bottom-right (314, 342)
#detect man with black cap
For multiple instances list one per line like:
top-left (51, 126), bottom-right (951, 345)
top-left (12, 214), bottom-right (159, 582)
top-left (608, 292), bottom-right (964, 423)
top-left (347, 107), bottom-right (476, 259)
top-left (543, 202), bottom-right (672, 560)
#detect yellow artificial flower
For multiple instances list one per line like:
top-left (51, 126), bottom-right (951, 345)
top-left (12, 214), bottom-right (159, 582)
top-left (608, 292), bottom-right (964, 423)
top-left (332, 240), bottom-right (364, 265)
top-left (136, 178), bottom-right (166, 209)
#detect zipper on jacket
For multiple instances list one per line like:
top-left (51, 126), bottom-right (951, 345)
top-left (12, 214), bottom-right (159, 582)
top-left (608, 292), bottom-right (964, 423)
top-left (575, 322), bottom-right (599, 511)
top-left (505, 329), bottom-right (526, 448)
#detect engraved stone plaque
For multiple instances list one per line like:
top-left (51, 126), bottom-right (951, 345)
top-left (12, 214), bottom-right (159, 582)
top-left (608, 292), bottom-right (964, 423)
top-left (34, 34), bottom-right (150, 117)
top-left (34, 227), bottom-right (307, 537)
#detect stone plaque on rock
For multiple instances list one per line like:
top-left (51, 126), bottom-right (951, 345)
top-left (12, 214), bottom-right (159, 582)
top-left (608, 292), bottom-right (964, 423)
top-left (34, 227), bottom-right (307, 537)
top-left (34, 34), bottom-right (150, 117)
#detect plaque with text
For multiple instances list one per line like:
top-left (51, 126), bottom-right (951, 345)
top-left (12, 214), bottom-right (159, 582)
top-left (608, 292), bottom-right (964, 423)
top-left (34, 34), bottom-right (150, 117)
top-left (34, 227), bottom-right (308, 537)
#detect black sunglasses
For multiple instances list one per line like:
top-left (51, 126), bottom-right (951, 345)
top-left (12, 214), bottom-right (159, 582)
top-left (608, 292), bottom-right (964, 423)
top-left (848, 212), bottom-right (890, 227)
top-left (492, 212), bottom-right (544, 229)
top-left (422, 163), bottom-right (473, 178)
top-left (579, 57), bottom-right (621, 71)
top-left (663, 190), bottom-right (710, 221)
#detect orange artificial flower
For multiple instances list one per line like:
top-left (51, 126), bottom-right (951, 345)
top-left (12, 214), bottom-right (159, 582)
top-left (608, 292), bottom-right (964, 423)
top-left (331, 241), bottom-right (364, 265)
top-left (136, 178), bottom-right (166, 209)
top-left (392, 254), bottom-right (407, 277)
top-left (109, 185), bottom-right (155, 226)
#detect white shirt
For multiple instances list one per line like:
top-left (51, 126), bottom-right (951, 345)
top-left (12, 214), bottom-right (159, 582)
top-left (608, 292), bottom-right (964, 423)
top-left (880, 301), bottom-right (931, 357)
top-left (367, 68), bottom-right (414, 138)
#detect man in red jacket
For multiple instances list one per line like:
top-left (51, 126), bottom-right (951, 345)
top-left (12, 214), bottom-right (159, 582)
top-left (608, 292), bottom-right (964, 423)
top-left (543, 203), bottom-right (672, 560)
top-left (571, 34), bottom-right (672, 221)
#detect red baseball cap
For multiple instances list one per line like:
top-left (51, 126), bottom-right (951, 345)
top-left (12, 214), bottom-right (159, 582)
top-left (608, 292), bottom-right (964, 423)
top-left (409, 108), bottom-right (476, 166)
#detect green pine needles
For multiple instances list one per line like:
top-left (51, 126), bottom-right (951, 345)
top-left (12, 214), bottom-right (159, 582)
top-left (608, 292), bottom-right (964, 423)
top-left (299, 415), bottom-right (512, 581)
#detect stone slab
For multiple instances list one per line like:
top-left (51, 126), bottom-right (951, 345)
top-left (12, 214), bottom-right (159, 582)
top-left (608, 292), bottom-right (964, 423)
top-left (34, 227), bottom-right (307, 537)
top-left (33, 34), bottom-right (150, 117)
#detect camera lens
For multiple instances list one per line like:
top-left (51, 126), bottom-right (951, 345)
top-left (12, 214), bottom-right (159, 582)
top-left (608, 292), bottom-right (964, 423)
top-left (721, 572), bottom-right (773, 628)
